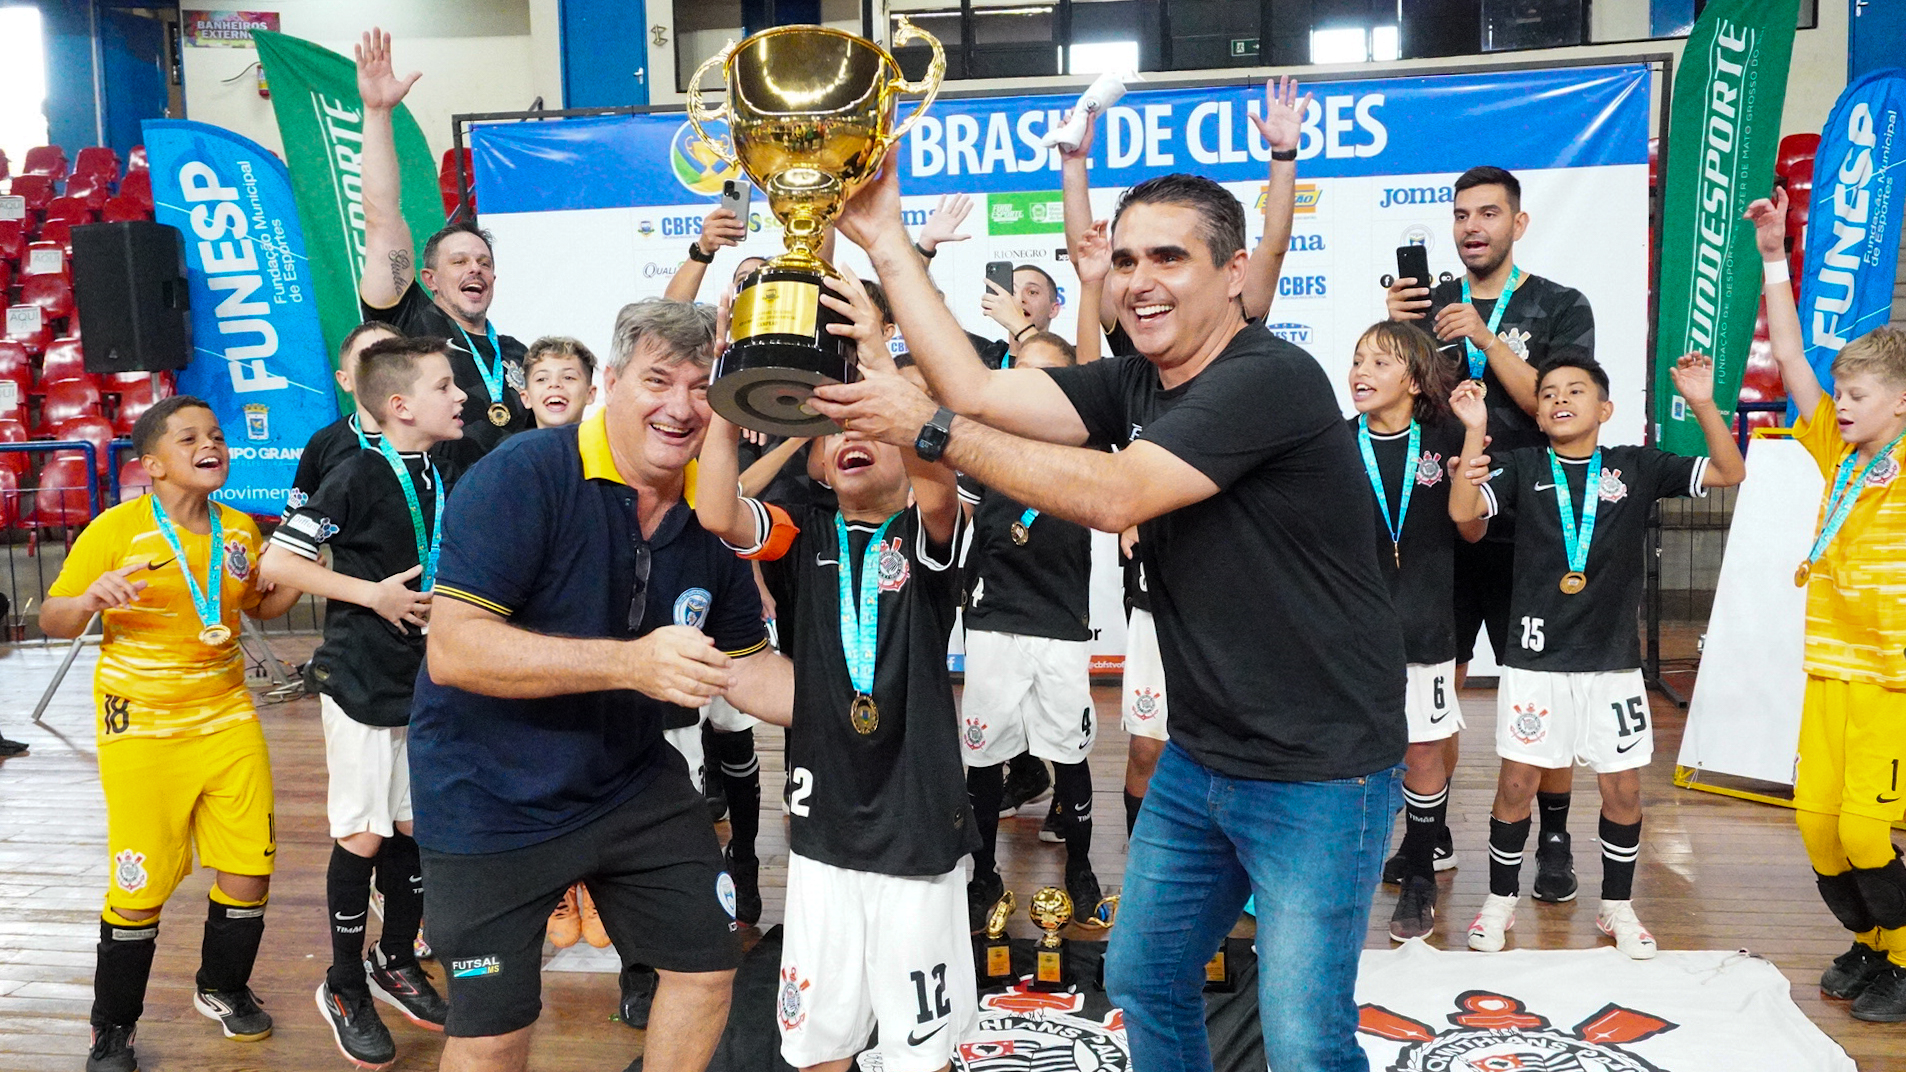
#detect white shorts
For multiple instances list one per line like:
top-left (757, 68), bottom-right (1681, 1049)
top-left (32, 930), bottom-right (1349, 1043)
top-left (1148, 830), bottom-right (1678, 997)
top-left (1405, 659), bottom-right (1463, 743)
top-left (778, 853), bottom-right (977, 1072)
top-left (1496, 666), bottom-right (1652, 774)
top-left (1120, 608), bottom-right (1169, 742)
top-left (319, 695), bottom-right (412, 840)
top-left (706, 694), bottom-right (761, 734)
top-left (960, 629), bottom-right (1094, 766)
top-left (664, 722), bottom-right (705, 793)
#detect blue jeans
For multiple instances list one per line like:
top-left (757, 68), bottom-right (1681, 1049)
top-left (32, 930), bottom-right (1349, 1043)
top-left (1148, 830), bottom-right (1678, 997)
top-left (1104, 742), bottom-right (1402, 1072)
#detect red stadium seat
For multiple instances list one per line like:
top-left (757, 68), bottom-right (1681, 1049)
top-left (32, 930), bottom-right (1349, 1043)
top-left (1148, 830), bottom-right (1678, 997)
top-left (111, 378), bottom-right (159, 436)
top-left (100, 195), bottom-right (149, 224)
top-left (1778, 133), bottom-right (1821, 179)
top-left (60, 171), bottom-right (111, 208)
top-left (0, 468), bottom-right (21, 530)
top-left (4, 304), bottom-right (49, 355)
top-left (35, 219), bottom-right (72, 253)
top-left (20, 275), bottom-right (73, 325)
top-left (0, 149), bottom-right (8, 183)
top-left (0, 416), bottom-right (26, 478)
top-left (116, 457), bottom-right (149, 503)
top-left (126, 146), bottom-right (147, 173)
top-left (21, 146), bottom-right (67, 180)
top-left (0, 220), bottom-right (24, 264)
top-left (35, 378), bottom-right (101, 435)
top-left (0, 259), bottom-right (10, 297)
top-left (0, 341), bottom-right (28, 410)
top-left (55, 415), bottom-right (115, 475)
top-left (117, 170), bottom-right (152, 212)
top-left (39, 336), bottom-right (87, 388)
top-left (72, 147), bottom-right (120, 180)
top-left (9, 174), bottom-right (56, 215)
top-left (20, 240), bottom-right (65, 279)
top-left (440, 148), bottom-right (476, 218)
top-left (31, 454), bottom-right (98, 540)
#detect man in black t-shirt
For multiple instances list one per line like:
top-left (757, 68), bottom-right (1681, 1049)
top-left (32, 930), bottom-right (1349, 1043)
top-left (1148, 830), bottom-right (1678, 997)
top-left (813, 169), bottom-right (1405, 1071)
top-left (353, 31), bottom-right (530, 454)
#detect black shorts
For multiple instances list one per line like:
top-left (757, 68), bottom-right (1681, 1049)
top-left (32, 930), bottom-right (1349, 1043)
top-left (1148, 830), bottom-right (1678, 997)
top-left (420, 756), bottom-right (742, 1037)
top-left (1453, 537), bottom-right (1514, 667)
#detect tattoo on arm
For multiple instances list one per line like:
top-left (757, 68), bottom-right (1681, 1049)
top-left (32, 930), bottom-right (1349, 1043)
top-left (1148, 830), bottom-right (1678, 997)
top-left (389, 249), bottom-right (411, 291)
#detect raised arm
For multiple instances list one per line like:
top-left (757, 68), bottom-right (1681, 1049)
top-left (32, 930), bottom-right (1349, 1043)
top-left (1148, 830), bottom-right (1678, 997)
top-left (664, 205), bottom-right (748, 303)
top-left (1241, 77), bottom-right (1309, 321)
top-left (695, 416), bottom-right (756, 548)
top-left (1072, 221), bottom-right (1111, 364)
top-left (1746, 189), bottom-right (1822, 416)
top-left (916, 193), bottom-right (973, 260)
top-left (1059, 115), bottom-right (1117, 335)
top-left (739, 436), bottom-right (810, 498)
top-left (1669, 352), bottom-right (1747, 487)
top-left (354, 29), bottom-right (424, 310)
top-left (1447, 380), bottom-right (1491, 529)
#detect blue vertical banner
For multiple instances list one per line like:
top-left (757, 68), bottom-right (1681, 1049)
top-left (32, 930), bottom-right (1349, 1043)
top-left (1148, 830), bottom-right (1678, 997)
top-left (1797, 69), bottom-right (1906, 400)
top-left (142, 119), bottom-right (339, 515)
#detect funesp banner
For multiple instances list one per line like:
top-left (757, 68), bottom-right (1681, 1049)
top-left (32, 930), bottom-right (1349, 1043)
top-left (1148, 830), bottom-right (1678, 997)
top-left (143, 119), bottom-right (339, 515)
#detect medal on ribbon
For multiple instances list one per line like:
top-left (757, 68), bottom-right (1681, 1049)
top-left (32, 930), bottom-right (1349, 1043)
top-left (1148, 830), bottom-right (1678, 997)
top-left (1010, 507), bottom-right (1038, 546)
top-left (1549, 447), bottom-right (1600, 595)
top-left (149, 497), bottom-right (230, 646)
top-left (1797, 430), bottom-right (1906, 587)
top-left (453, 320), bottom-right (513, 426)
top-left (373, 438), bottom-right (444, 593)
top-left (836, 512), bottom-right (899, 735)
top-left (1357, 416), bottom-right (1419, 568)
top-left (1460, 265), bottom-right (1522, 382)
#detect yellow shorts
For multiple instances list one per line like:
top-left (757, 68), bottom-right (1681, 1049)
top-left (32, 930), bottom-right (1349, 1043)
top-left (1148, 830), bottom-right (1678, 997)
top-left (1794, 675), bottom-right (1906, 823)
top-left (98, 717), bottom-right (276, 911)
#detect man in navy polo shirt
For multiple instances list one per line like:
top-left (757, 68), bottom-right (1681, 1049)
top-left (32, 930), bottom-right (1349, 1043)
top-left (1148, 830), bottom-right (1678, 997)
top-left (412, 299), bottom-right (792, 1072)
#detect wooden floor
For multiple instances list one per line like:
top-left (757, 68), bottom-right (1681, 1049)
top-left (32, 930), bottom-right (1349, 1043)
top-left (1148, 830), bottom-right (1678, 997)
top-left (0, 638), bottom-right (1901, 1070)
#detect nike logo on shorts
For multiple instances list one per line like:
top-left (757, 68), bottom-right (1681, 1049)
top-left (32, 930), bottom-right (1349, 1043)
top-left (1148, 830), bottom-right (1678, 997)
top-left (1615, 740), bottom-right (1641, 754)
top-left (906, 1024), bottom-right (947, 1046)
top-left (1429, 710), bottom-right (1450, 723)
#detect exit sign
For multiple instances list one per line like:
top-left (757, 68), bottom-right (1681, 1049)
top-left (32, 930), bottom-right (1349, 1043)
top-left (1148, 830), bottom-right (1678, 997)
top-left (1230, 37), bottom-right (1259, 57)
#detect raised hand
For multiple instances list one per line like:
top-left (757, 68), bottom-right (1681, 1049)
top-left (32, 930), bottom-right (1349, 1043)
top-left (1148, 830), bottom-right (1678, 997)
top-left (834, 148), bottom-right (907, 253)
top-left (1059, 106), bottom-right (1098, 162)
top-left (821, 273), bottom-right (898, 376)
top-left (1744, 187), bottom-right (1790, 260)
top-left (354, 29), bottom-right (421, 112)
top-left (918, 194), bottom-right (973, 254)
top-left (980, 279), bottom-right (1032, 338)
top-left (1386, 276), bottom-right (1432, 321)
top-left (1247, 75), bottom-right (1311, 155)
top-left (1669, 352), bottom-right (1717, 406)
top-left (698, 206), bottom-right (748, 257)
top-left (1450, 380), bottom-right (1489, 432)
top-left (1073, 219), bottom-right (1112, 286)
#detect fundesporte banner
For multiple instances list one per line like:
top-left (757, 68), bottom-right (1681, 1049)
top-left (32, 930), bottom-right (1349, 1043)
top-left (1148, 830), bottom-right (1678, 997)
top-left (143, 120), bottom-right (339, 515)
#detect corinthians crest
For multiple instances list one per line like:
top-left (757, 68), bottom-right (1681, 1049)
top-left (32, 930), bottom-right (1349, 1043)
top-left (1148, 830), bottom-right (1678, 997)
top-left (952, 988), bottom-right (1129, 1072)
top-left (1359, 990), bottom-right (1676, 1072)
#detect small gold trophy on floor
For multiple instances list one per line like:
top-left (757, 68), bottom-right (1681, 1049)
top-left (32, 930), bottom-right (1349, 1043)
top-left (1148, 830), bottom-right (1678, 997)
top-left (975, 889), bottom-right (1016, 988)
top-left (1028, 886), bottom-right (1073, 992)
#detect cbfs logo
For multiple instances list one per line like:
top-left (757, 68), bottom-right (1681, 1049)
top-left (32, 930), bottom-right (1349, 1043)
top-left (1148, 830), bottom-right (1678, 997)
top-left (1266, 322), bottom-right (1314, 346)
top-left (672, 120), bottom-right (743, 196)
top-left (1378, 184), bottom-right (1454, 209)
top-left (1359, 990), bottom-right (1677, 1072)
top-left (1277, 275), bottom-right (1327, 299)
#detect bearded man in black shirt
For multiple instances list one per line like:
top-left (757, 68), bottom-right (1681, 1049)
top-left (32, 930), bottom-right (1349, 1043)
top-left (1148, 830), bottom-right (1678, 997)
top-left (813, 165), bottom-right (1405, 1071)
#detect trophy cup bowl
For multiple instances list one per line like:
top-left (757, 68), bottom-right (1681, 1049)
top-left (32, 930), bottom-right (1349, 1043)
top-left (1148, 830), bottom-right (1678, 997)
top-left (1028, 886), bottom-right (1073, 948)
top-left (687, 20), bottom-right (945, 436)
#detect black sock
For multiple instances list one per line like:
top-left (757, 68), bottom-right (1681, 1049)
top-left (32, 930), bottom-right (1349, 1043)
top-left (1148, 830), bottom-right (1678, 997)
top-left (1852, 852), bottom-right (1906, 931)
top-left (197, 894), bottom-right (267, 993)
top-left (1537, 791), bottom-right (1571, 837)
top-left (1489, 816), bottom-right (1531, 897)
top-left (1124, 790), bottom-right (1144, 838)
top-left (326, 843), bottom-right (377, 994)
top-left (374, 834), bottom-right (424, 967)
top-left (1053, 760), bottom-right (1093, 869)
top-left (1400, 783), bottom-right (1449, 882)
top-left (967, 764), bottom-right (1004, 879)
top-left (711, 729), bottom-right (762, 863)
top-left (92, 915), bottom-right (158, 1027)
top-left (1598, 814), bottom-right (1642, 901)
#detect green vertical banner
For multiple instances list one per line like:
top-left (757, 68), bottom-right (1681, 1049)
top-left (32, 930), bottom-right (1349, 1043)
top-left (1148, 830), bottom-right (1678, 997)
top-left (1652, 0), bottom-right (1799, 454)
top-left (252, 30), bottom-right (444, 409)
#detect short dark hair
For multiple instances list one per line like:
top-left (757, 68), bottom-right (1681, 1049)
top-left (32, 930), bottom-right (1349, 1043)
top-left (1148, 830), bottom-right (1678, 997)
top-left (357, 336), bottom-right (452, 422)
top-left (339, 320), bottom-right (400, 368)
top-left (1538, 354), bottom-right (1611, 400)
top-left (1454, 166), bottom-right (1522, 211)
top-left (1014, 264), bottom-right (1058, 298)
top-left (860, 279), bottom-right (894, 327)
top-left (423, 221), bottom-right (495, 270)
top-left (132, 395), bottom-right (216, 458)
top-left (523, 335), bottom-right (598, 381)
top-left (1112, 174), bottom-right (1246, 267)
top-left (1018, 331), bottom-right (1077, 366)
top-left (1356, 321), bottom-right (1457, 423)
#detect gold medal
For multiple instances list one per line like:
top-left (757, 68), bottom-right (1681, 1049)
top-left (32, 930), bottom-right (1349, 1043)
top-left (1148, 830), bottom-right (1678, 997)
top-left (1559, 571), bottom-right (1587, 595)
top-left (1010, 520), bottom-right (1029, 546)
top-left (488, 402), bottom-right (512, 427)
top-left (1794, 561), bottom-right (1812, 587)
top-left (850, 693), bottom-right (879, 735)
top-left (1471, 377), bottom-right (1487, 399)
top-left (198, 623), bottom-right (233, 646)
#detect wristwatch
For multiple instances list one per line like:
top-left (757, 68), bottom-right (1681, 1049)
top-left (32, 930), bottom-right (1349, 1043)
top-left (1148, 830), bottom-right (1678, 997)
top-left (686, 241), bottom-right (715, 264)
top-left (914, 406), bottom-right (955, 463)
top-left (1271, 147), bottom-right (1298, 162)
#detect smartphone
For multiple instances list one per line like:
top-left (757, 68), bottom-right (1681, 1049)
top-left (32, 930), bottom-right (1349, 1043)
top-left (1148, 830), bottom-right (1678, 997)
top-left (1395, 244), bottom-right (1431, 291)
top-left (984, 260), bottom-right (1015, 296)
top-left (720, 178), bottom-right (752, 223)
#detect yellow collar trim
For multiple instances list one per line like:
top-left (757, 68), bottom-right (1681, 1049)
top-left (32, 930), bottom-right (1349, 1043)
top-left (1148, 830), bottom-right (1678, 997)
top-left (577, 410), bottom-right (696, 508)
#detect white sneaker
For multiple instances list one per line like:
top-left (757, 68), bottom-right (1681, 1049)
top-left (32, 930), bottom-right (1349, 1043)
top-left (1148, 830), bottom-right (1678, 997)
top-left (1597, 899), bottom-right (1657, 960)
top-left (1467, 893), bottom-right (1518, 952)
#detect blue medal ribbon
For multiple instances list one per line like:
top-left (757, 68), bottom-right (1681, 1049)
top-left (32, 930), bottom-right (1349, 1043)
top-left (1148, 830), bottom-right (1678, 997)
top-left (1804, 430), bottom-right (1906, 576)
top-left (1357, 416), bottom-right (1419, 567)
top-left (351, 414), bottom-right (373, 451)
top-left (149, 496), bottom-right (225, 643)
top-left (1460, 265), bottom-right (1523, 381)
top-left (453, 319), bottom-right (506, 410)
top-left (836, 512), bottom-right (899, 697)
top-left (373, 438), bottom-right (444, 591)
top-left (1550, 448), bottom-right (1601, 586)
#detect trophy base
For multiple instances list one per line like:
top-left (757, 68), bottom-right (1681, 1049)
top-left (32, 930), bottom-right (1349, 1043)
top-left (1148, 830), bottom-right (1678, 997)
top-left (711, 267), bottom-right (857, 438)
top-left (973, 934), bottom-right (1015, 989)
top-left (1030, 943), bottom-right (1071, 992)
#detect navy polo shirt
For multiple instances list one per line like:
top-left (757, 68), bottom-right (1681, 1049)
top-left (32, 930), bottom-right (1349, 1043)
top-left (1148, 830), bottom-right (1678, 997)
top-left (409, 410), bottom-right (768, 855)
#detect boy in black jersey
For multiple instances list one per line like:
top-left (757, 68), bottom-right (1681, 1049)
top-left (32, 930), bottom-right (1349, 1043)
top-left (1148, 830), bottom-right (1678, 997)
top-left (260, 336), bottom-right (467, 1067)
top-left (697, 348), bottom-right (975, 1072)
top-left (283, 320), bottom-right (401, 518)
top-left (1334, 322), bottom-right (1486, 941)
top-left (1451, 354), bottom-right (1742, 959)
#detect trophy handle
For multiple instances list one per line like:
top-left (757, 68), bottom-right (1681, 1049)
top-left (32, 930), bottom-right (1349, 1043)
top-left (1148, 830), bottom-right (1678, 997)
top-left (881, 17), bottom-right (945, 151)
top-left (685, 41), bottom-right (741, 169)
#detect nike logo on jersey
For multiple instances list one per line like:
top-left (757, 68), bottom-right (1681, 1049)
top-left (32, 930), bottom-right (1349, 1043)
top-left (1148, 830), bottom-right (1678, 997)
top-left (1879, 794), bottom-right (1901, 804)
top-left (333, 910), bottom-right (367, 922)
top-left (1533, 482), bottom-right (1558, 492)
top-left (1615, 740), bottom-right (1641, 754)
top-left (906, 1024), bottom-right (947, 1046)
top-left (817, 556), bottom-right (838, 567)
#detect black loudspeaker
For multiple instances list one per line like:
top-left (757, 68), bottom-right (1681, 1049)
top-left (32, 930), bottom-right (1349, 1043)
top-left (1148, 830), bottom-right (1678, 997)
top-left (71, 220), bottom-right (191, 374)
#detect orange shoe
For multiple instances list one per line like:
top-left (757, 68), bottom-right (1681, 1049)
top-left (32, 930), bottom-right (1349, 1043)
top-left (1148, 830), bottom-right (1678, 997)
top-left (579, 884), bottom-right (611, 948)
top-left (548, 887), bottom-right (582, 949)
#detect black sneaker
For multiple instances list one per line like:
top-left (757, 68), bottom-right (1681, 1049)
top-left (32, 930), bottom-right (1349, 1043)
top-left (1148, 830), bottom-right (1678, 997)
top-left (366, 947), bottom-right (448, 1031)
top-left (968, 870), bottom-right (1006, 933)
top-left (1380, 848), bottom-right (1407, 886)
top-left (1389, 875), bottom-right (1437, 942)
top-left (85, 1021), bottom-right (137, 1072)
top-left (0, 736), bottom-right (28, 757)
top-left (704, 773), bottom-right (729, 824)
top-left (1824, 941), bottom-right (1893, 999)
top-left (726, 844), bottom-right (762, 926)
top-left (1434, 825), bottom-right (1457, 872)
top-left (619, 964), bottom-right (658, 1030)
top-left (1066, 862), bottom-right (1104, 927)
top-left (1531, 831), bottom-right (1578, 903)
top-left (1000, 756), bottom-right (1052, 817)
top-left (315, 981), bottom-right (396, 1070)
top-left (193, 985), bottom-right (272, 1041)
top-left (1039, 797), bottom-right (1065, 844)
top-left (1853, 964), bottom-right (1906, 1022)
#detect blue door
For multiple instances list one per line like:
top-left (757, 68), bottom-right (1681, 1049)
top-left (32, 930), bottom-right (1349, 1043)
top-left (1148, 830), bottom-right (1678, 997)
top-left (562, 0), bottom-right (651, 108)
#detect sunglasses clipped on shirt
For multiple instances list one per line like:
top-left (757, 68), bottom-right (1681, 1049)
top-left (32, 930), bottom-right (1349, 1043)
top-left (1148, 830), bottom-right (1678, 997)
top-left (627, 541), bottom-right (652, 635)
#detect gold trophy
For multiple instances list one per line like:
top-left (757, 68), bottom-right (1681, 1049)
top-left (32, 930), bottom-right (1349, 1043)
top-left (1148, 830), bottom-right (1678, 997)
top-left (1028, 885), bottom-right (1073, 992)
top-left (686, 21), bottom-right (945, 436)
top-left (974, 889), bottom-right (1017, 987)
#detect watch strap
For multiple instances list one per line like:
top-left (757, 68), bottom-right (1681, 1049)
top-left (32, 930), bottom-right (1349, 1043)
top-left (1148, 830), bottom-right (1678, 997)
top-left (687, 242), bottom-right (715, 264)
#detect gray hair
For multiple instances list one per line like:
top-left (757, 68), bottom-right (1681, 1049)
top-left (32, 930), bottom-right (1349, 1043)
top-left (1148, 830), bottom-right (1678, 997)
top-left (608, 298), bottom-right (718, 373)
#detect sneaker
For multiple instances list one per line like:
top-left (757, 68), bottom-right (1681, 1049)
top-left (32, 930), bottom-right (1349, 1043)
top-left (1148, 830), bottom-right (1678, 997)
top-left (1380, 848), bottom-right (1407, 886)
top-left (1066, 863), bottom-right (1105, 929)
top-left (578, 884), bottom-right (611, 948)
top-left (1434, 825), bottom-right (1457, 872)
top-left (726, 845), bottom-right (762, 926)
top-left (1467, 893), bottom-right (1518, 952)
top-left (1595, 900), bottom-right (1657, 960)
top-left (968, 870), bottom-right (1006, 933)
top-left (1000, 756), bottom-right (1052, 817)
top-left (193, 986), bottom-right (272, 1041)
top-left (1531, 831), bottom-right (1578, 903)
top-left (1823, 940), bottom-right (1893, 999)
top-left (1039, 798), bottom-right (1065, 844)
top-left (1852, 964), bottom-right (1906, 1022)
top-left (85, 1022), bottom-right (137, 1072)
top-left (547, 886), bottom-right (582, 949)
top-left (704, 774), bottom-right (729, 824)
top-left (1389, 874), bottom-right (1437, 942)
top-left (0, 736), bottom-right (29, 757)
top-left (366, 947), bottom-right (448, 1031)
top-left (414, 929), bottom-right (433, 962)
top-left (315, 981), bottom-right (396, 1070)
top-left (619, 964), bottom-right (657, 1030)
